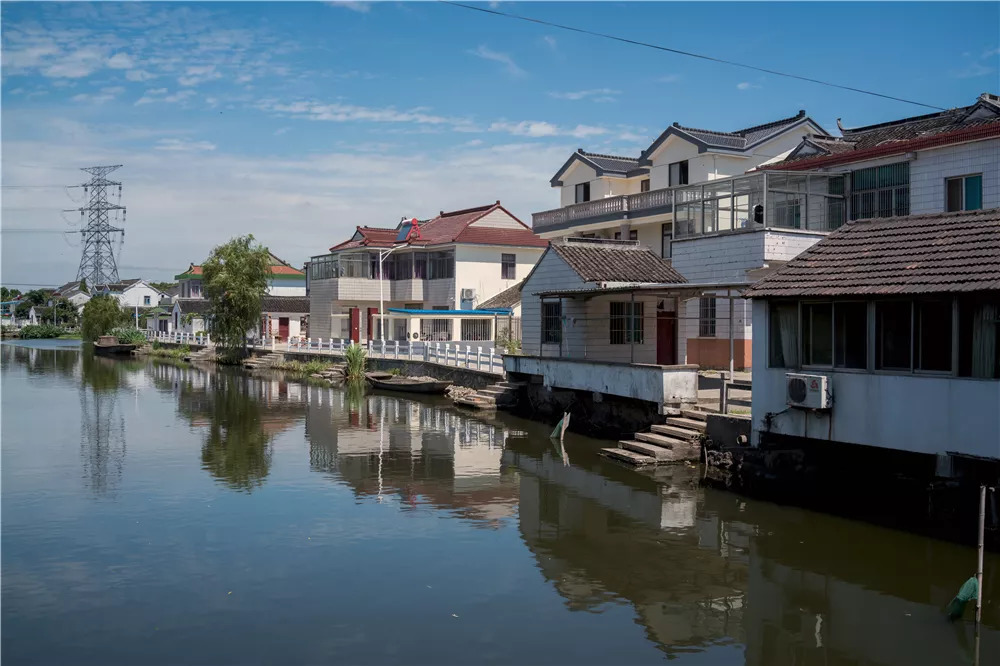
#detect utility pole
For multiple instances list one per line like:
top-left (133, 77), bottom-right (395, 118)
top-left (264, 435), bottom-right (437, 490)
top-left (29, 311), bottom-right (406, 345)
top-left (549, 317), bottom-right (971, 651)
top-left (68, 165), bottom-right (126, 287)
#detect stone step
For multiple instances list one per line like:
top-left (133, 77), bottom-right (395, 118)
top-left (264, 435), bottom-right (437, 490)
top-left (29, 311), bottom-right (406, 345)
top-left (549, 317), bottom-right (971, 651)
top-left (600, 447), bottom-right (656, 466)
top-left (681, 408), bottom-right (712, 421)
top-left (620, 440), bottom-right (676, 461)
top-left (665, 417), bottom-right (707, 432)
top-left (634, 431), bottom-right (688, 449)
top-left (496, 381), bottom-right (525, 389)
top-left (650, 424), bottom-right (701, 440)
top-left (479, 387), bottom-right (514, 396)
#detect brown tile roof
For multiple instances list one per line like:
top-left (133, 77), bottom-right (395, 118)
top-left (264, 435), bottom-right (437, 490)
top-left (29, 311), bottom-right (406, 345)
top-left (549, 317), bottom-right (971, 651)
top-left (477, 280), bottom-right (523, 310)
top-left (328, 202), bottom-right (546, 252)
top-left (551, 243), bottom-right (687, 284)
top-left (743, 209), bottom-right (1000, 298)
top-left (262, 296), bottom-right (310, 314)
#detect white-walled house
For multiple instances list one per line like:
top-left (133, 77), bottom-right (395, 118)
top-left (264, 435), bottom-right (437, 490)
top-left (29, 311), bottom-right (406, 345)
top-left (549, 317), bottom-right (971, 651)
top-left (744, 208), bottom-right (1000, 464)
top-left (52, 280), bottom-right (92, 312)
top-left (308, 202), bottom-right (547, 344)
top-left (95, 279), bottom-right (167, 309)
top-left (175, 252), bottom-right (306, 299)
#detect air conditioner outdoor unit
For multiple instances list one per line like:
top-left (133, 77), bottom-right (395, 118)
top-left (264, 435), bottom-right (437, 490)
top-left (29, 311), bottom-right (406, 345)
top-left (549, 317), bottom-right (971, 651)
top-left (785, 373), bottom-right (831, 410)
top-left (460, 288), bottom-right (476, 301)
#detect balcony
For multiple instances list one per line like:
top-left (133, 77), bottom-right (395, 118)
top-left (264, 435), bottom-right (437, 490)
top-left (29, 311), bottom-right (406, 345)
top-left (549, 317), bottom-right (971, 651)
top-left (532, 188), bottom-right (674, 234)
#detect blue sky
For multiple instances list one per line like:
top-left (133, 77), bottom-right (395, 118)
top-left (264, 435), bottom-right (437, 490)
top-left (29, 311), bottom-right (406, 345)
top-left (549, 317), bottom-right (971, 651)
top-left (2, 1), bottom-right (997, 286)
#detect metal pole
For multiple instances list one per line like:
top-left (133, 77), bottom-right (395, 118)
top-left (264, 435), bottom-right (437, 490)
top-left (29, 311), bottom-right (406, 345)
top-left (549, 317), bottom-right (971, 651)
top-left (630, 291), bottom-right (635, 364)
top-left (976, 484), bottom-right (986, 625)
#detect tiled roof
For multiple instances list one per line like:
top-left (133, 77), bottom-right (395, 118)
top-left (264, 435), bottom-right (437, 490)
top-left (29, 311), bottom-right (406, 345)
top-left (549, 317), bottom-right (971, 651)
top-left (773, 93), bottom-right (1000, 168)
top-left (329, 202), bottom-right (546, 252)
top-left (551, 243), bottom-right (687, 284)
top-left (176, 299), bottom-right (212, 315)
top-left (743, 209), bottom-right (1000, 298)
top-left (641, 110), bottom-right (814, 162)
top-left (549, 149), bottom-right (647, 185)
top-left (262, 296), bottom-right (310, 314)
top-left (53, 280), bottom-right (83, 296)
top-left (177, 261), bottom-right (304, 277)
top-left (477, 280), bottom-right (523, 310)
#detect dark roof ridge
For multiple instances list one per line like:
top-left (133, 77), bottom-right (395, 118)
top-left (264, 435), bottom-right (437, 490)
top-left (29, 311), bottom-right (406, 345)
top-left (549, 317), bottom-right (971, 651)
top-left (840, 106), bottom-right (967, 135)
top-left (848, 208), bottom-right (999, 226)
top-left (438, 203), bottom-right (496, 218)
top-left (673, 110), bottom-right (806, 138)
top-left (578, 148), bottom-right (640, 161)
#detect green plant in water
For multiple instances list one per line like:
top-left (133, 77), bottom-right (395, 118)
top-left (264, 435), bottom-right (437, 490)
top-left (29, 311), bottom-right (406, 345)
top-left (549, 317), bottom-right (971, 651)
top-left (19, 324), bottom-right (65, 339)
top-left (109, 328), bottom-right (147, 345)
top-left (344, 343), bottom-right (367, 381)
top-left (387, 367), bottom-right (401, 376)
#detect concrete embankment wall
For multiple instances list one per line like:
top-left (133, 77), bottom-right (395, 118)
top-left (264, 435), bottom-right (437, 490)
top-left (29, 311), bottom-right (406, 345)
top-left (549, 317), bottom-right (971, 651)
top-left (149, 343), bottom-right (497, 390)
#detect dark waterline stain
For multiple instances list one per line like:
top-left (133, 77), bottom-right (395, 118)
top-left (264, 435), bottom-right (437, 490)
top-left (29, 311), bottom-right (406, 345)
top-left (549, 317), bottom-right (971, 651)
top-left (1, 343), bottom-right (997, 665)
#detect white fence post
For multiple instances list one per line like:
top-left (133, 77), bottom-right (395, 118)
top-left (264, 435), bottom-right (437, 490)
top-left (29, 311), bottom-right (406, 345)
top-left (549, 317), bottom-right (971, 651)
top-left (393, 340), bottom-right (399, 359)
top-left (465, 345), bottom-right (471, 369)
top-left (380, 340), bottom-right (386, 357)
top-left (408, 341), bottom-right (413, 361)
top-left (444, 343), bottom-right (450, 366)
top-left (489, 349), bottom-right (495, 373)
top-left (477, 346), bottom-right (482, 371)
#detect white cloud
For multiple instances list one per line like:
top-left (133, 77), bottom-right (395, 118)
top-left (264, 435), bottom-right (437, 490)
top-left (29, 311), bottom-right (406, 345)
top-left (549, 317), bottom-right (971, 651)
top-left (236, 74), bottom-right (253, 84)
top-left (326, 1), bottom-right (370, 12)
top-left (135, 88), bottom-right (196, 105)
top-left (126, 69), bottom-right (155, 82)
top-left (154, 138), bottom-right (217, 152)
top-left (736, 82), bottom-right (761, 91)
top-left (469, 45), bottom-right (524, 77)
top-left (178, 64), bottom-right (222, 86)
top-left (274, 127), bottom-right (291, 136)
top-left (541, 35), bottom-right (557, 52)
top-left (41, 47), bottom-right (106, 78)
top-left (951, 61), bottom-right (994, 79)
top-left (107, 52), bottom-right (135, 69)
top-left (657, 74), bottom-right (681, 83)
top-left (71, 86), bottom-right (125, 104)
top-left (489, 120), bottom-right (609, 139)
top-left (258, 98), bottom-right (476, 130)
top-left (549, 88), bottom-right (621, 102)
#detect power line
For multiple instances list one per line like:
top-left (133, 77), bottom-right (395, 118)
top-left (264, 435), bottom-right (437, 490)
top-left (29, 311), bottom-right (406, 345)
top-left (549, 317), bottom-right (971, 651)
top-left (438, 1), bottom-right (946, 111)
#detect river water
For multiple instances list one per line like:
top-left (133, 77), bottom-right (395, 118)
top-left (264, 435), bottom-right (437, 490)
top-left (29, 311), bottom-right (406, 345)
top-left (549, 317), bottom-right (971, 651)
top-left (2, 340), bottom-right (997, 665)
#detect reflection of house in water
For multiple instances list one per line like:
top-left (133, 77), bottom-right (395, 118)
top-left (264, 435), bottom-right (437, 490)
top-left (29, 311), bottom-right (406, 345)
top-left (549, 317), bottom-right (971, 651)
top-left (506, 435), bottom-right (1000, 664)
top-left (305, 390), bottom-right (519, 526)
top-left (505, 437), bottom-right (750, 656)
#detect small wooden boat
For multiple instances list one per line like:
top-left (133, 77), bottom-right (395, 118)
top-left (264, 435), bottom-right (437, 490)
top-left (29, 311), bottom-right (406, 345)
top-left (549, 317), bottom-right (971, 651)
top-left (366, 375), bottom-right (453, 394)
top-left (93, 335), bottom-right (138, 357)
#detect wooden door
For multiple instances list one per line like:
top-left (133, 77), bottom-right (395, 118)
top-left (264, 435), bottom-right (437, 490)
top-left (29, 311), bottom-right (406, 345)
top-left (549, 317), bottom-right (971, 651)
top-left (656, 311), bottom-right (676, 365)
top-left (367, 307), bottom-right (379, 341)
top-left (278, 317), bottom-right (290, 341)
top-left (349, 308), bottom-right (360, 342)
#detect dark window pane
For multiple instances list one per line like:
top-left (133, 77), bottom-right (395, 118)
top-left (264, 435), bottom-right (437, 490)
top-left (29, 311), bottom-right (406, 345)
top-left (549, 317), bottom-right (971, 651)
top-left (699, 297), bottom-right (716, 337)
top-left (575, 182), bottom-right (590, 203)
top-left (769, 303), bottom-right (799, 368)
top-left (641, 179), bottom-right (650, 193)
top-left (803, 302), bottom-right (833, 366)
top-left (965, 175), bottom-right (983, 211)
top-left (542, 303), bottom-right (562, 344)
top-left (876, 301), bottom-right (912, 370)
top-left (834, 302), bottom-right (867, 368)
top-left (917, 299), bottom-right (952, 371)
top-left (946, 178), bottom-right (963, 212)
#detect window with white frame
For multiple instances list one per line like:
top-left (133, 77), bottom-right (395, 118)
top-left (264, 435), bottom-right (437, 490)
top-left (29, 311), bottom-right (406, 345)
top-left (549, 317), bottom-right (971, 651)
top-left (699, 297), bottom-right (716, 337)
top-left (144, 295), bottom-right (151, 306)
top-left (501, 254), bottom-right (516, 280)
top-left (610, 302), bottom-right (643, 344)
top-left (946, 174), bottom-right (983, 212)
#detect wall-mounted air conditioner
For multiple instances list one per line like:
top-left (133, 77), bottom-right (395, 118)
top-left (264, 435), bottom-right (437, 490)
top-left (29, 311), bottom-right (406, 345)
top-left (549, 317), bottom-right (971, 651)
top-left (785, 373), bottom-right (831, 410)
top-left (460, 288), bottom-right (476, 300)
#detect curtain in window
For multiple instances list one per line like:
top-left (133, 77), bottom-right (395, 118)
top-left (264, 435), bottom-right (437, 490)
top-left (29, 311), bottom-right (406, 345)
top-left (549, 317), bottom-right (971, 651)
top-left (778, 305), bottom-right (799, 368)
top-left (971, 303), bottom-right (998, 378)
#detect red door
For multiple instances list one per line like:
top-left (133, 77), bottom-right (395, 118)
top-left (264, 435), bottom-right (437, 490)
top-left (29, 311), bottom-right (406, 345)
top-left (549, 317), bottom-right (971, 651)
top-left (367, 307), bottom-right (379, 341)
top-left (349, 308), bottom-right (360, 342)
top-left (656, 311), bottom-right (676, 365)
top-left (278, 317), bottom-right (290, 341)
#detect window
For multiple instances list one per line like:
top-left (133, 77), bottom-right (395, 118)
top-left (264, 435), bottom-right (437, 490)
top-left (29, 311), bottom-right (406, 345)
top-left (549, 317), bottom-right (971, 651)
top-left (669, 160), bottom-right (689, 186)
top-left (460, 319), bottom-right (491, 341)
top-left (850, 162), bottom-right (909, 220)
top-left (958, 296), bottom-right (1000, 378)
top-left (834, 302), bottom-right (867, 369)
top-left (610, 302), bottom-right (643, 344)
top-left (614, 230), bottom-right (638, 241)
top-left (575, 182), bottom-right (591, 203)
top-left (946, 174), bottom-right (983, 212)
top-left (310, 255), bottom-right (339, 280)
top-left (699, 297), bottom-right (716, 337)
top-left (640, 179), bottom-right (651, 193)
top-left (876, 301), bottom-right (912, 370)
top-left (802, 302), bottom-right (833, 366)
top-left (916, 299), bottom-right (952, 372)
top-left (768, 303), bottom-right (799, 368)
top-left (661, 223), bottom-right (672, 258)
top-left (428, 251), bottom-right (454, 279)
top-left (143, 295), bottom-right (151, 306)
top-left (501, 254), bottom-right (516, 280)
top-left (414, 252), bottom-right (427, 279)
top-left (542, 302), bottom-right (562, 344)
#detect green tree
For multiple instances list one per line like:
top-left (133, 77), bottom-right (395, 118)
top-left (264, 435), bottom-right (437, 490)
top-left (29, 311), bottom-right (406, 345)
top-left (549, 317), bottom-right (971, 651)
top-left (81, 294), bottom-right (128, 341)
top-left (149, 281), bottom-right (176, 293)
top-left (1, 287), bottom-right (22, 301)
top-left (14, 289), bottom-right (49, 318)
top-left (203, 234), bottom-right (271, 361)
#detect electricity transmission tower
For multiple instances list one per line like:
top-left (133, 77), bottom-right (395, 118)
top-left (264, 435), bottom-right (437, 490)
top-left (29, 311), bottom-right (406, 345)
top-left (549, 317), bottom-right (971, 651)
top-left (68, 165), bottom-right (127, 286)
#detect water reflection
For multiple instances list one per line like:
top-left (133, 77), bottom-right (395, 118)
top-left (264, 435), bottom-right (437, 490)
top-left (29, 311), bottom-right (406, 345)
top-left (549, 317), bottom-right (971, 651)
top-left (3, 343), bottom-right (999, 666)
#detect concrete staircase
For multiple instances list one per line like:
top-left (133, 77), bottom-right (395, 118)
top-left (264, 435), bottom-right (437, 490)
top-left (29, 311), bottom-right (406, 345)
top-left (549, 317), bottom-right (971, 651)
top-left (452, 381), bottom-right (524, 410)
top-left (185, 347), bottom-right (217, 363)
top-left (243, 352), bottom-right (283, 370)
top-left (601, 408), bottom-right (709, 466)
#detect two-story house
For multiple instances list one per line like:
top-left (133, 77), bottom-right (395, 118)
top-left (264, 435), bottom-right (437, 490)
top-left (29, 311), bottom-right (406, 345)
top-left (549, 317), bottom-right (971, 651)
top-left (94, 279), bottom-right (167, 309)
top-left (533, 109), bottom-right (832, 369)
top-left (308, 201), bottom-right (547, 344)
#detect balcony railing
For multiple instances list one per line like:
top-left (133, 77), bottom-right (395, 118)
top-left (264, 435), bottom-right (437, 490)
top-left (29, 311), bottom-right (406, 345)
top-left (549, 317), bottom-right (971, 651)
top-left (533, 188), bottom-right (674, 232)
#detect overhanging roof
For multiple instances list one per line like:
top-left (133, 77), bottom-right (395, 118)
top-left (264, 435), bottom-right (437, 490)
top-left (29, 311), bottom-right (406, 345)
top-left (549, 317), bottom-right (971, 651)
top-left (387, 308), bottom-right (512, 317)
top-left (533, 281), bottom-right (753, 300)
